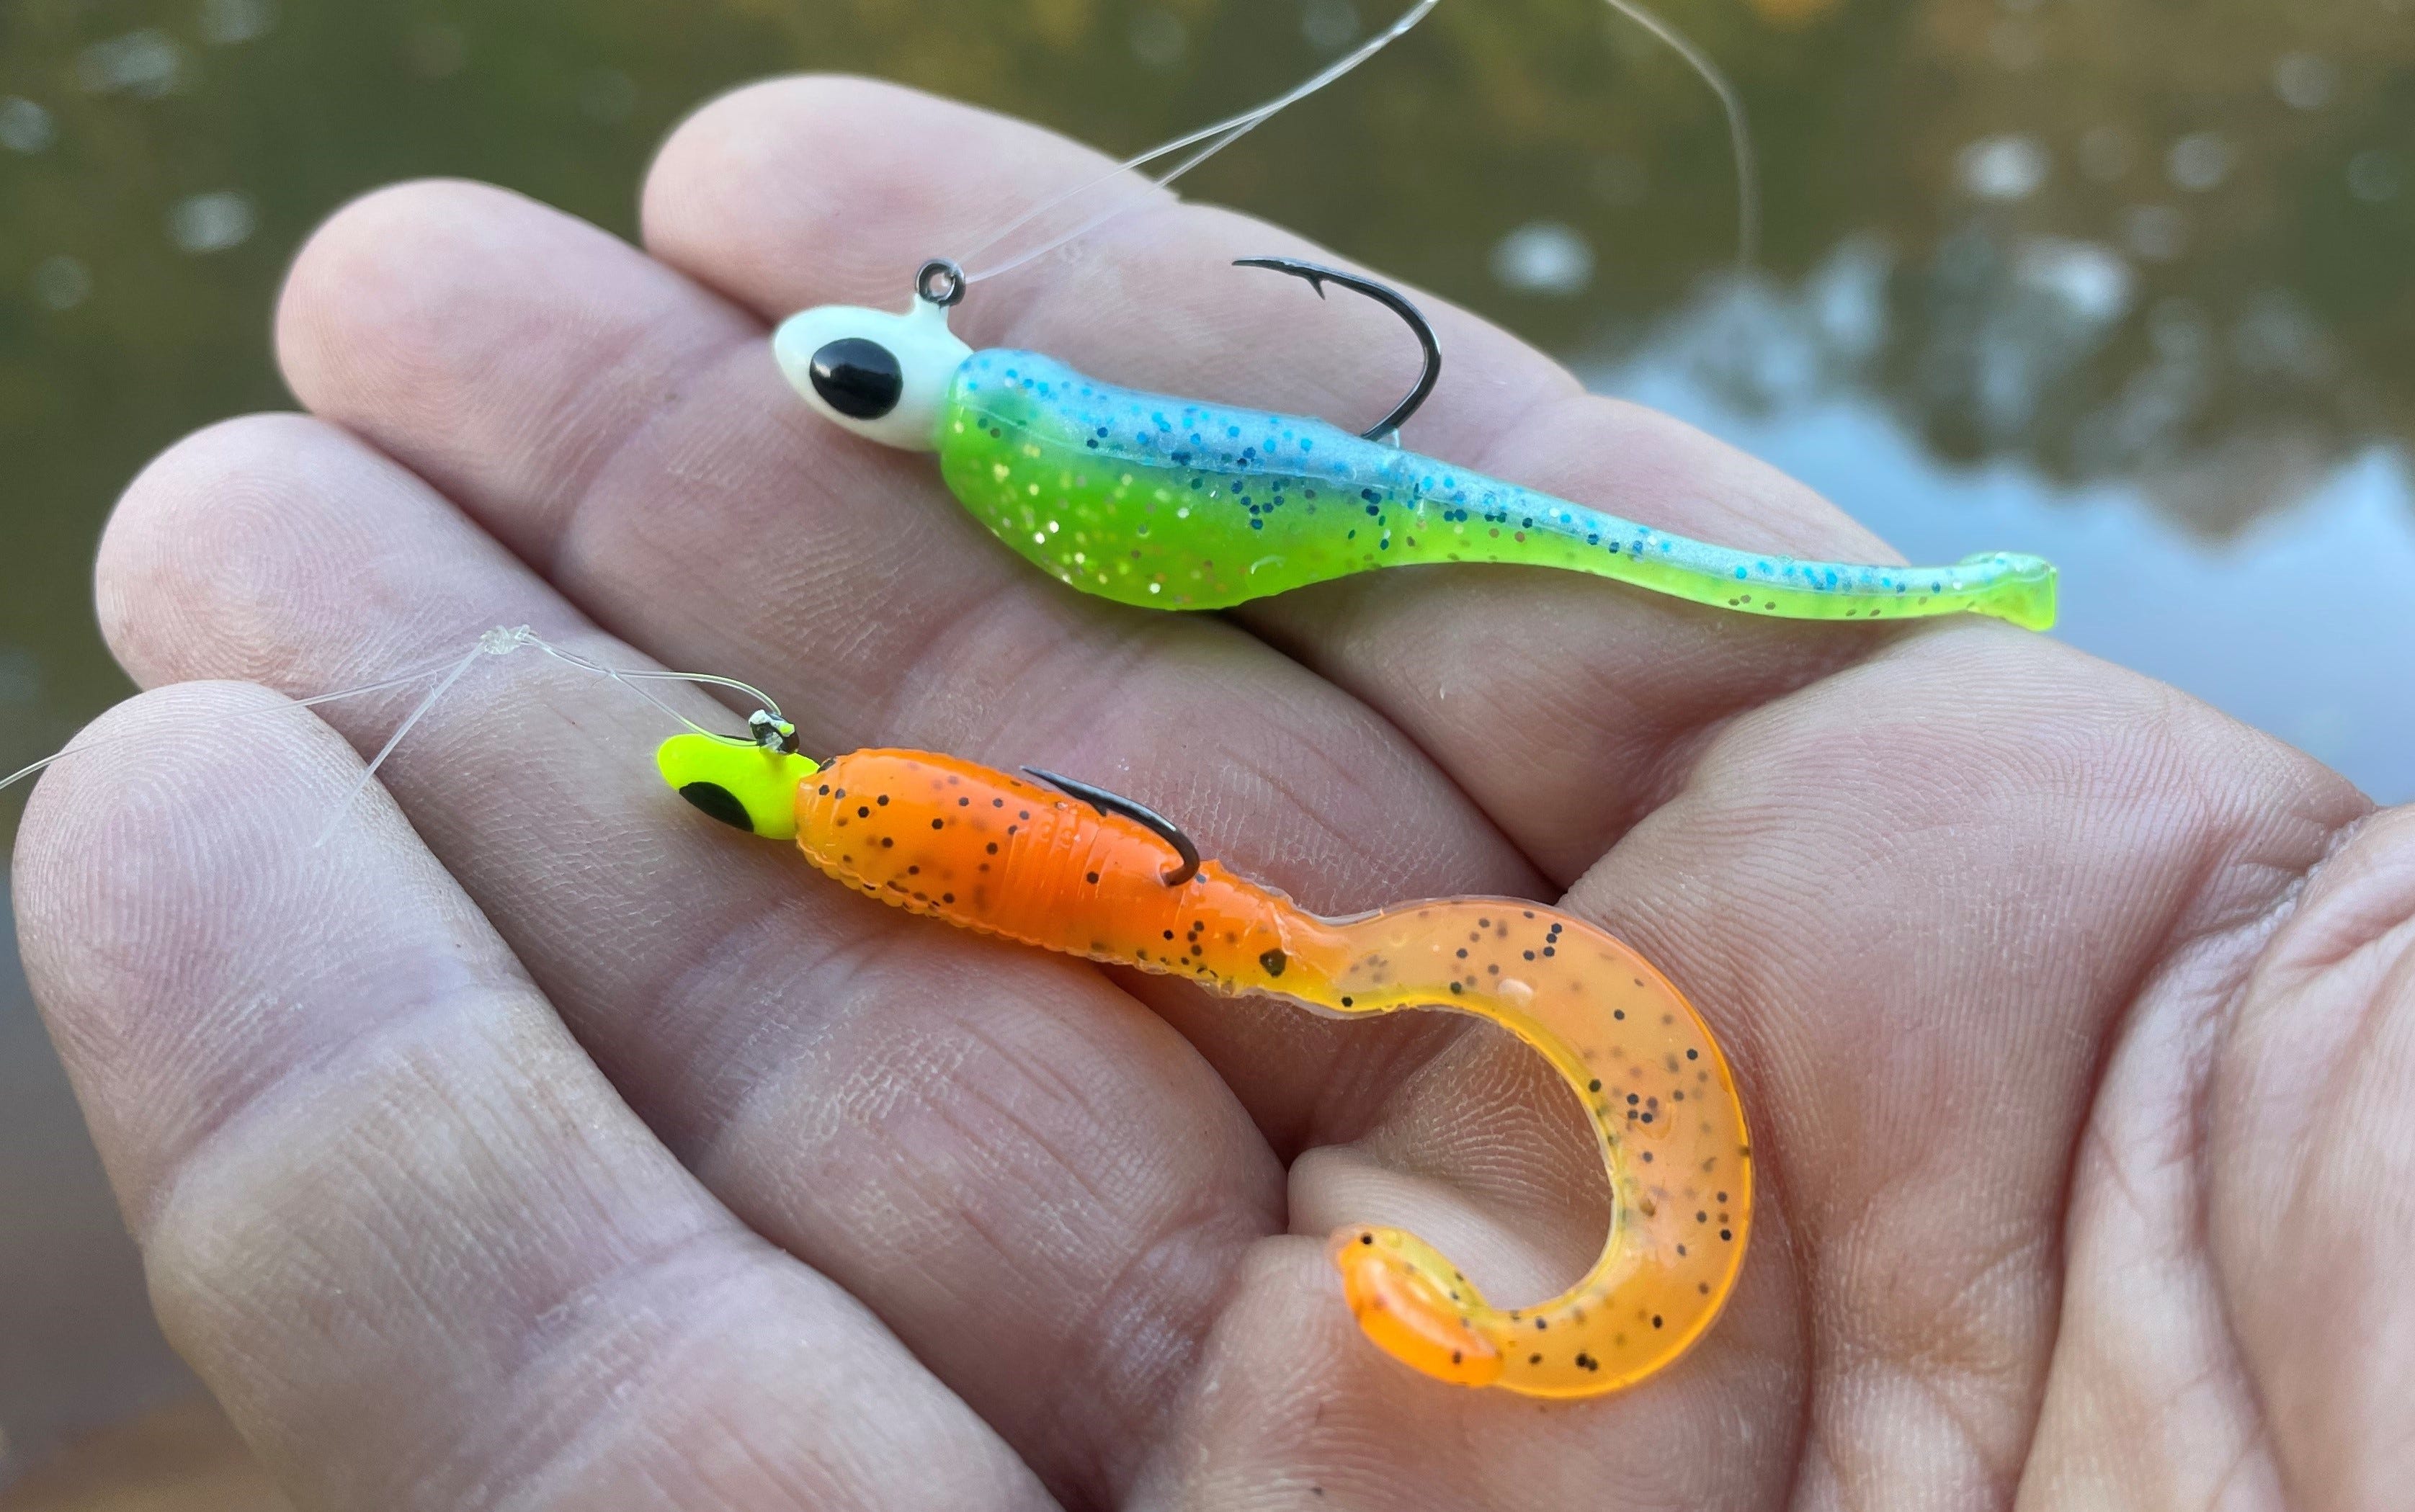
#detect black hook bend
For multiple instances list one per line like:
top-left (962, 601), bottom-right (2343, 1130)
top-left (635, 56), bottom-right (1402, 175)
top-left (1022, 768), bottom-right (1202, 887)
top-left (1232, 256), bottom-right (1442, 443)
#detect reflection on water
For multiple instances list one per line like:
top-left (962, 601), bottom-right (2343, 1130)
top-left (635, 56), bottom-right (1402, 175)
top-left (0, 0), bottom-right (2409, 1483)
top-left (1615, 243), bottom-right (2415, 803)
top-left (1609, 280), bottom-right (2415, 800)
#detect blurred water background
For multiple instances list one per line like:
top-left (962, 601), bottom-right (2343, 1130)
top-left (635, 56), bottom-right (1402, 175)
top-left (1, 0), bottom-right (2409, 1493)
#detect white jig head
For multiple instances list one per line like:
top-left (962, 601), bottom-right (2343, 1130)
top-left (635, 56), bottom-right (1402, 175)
top-left (772, 259), bottom-right (974, 452)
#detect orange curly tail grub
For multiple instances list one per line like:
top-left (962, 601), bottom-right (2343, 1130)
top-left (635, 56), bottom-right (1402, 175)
top-left (659, 737), bottom-right (1751, 1397)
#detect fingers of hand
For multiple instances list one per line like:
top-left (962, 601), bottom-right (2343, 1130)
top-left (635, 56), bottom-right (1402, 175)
top-left (2208, 802), bottom-right (2415, 1508)
top-left (257, 90), bottom-right (1561, 1340)
top-left (91, 409), bottom-right (1290, 1503)
top-left (12, 685), bottom-right (1045, 1511)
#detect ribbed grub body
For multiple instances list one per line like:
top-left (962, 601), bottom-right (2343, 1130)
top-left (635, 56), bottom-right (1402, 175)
top-left (795, 751), bottom-right (1305, 990)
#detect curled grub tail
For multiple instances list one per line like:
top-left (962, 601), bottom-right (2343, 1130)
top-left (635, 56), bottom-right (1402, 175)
top-left (1285, 900), bottom-right (1751, 1397)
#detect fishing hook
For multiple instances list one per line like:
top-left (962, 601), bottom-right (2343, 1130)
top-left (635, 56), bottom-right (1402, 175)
top-left (1022, 767), bottom-right (1202, 886)
top-left (1232, 256), bottom-right (1442, 443)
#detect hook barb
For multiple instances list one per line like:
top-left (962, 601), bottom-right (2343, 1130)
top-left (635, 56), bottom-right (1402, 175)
top-left (1022, 768), bottom-right (1202, 887)
top-left (1232, 256), bottom-right (1442, 443)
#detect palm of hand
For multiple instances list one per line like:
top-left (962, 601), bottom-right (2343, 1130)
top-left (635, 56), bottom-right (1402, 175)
top-left (14, 81), bottom-right (2410, 1511)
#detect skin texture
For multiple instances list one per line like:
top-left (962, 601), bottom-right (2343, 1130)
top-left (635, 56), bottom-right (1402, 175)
top-left (666, 741), bottom-right (1749, 1396)
top-left (9, 74), bottom-right (2415, 1512)
top-left (939, 349), bottom-right (2058, 626)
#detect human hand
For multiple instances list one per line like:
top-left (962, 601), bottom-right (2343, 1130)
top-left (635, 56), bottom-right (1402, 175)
top-left (14, 79), bottom-right (2410, 1511)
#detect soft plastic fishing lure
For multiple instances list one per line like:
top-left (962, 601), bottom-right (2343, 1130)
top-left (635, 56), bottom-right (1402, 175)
top-left (766, 0), bottom-right (2056, 629)
top-left (659, 723), bottom-right (1752, 1396)
top-left (777, 267), bottom-right (2057, 627)
top-left (6, 625), bottom-right (1753, 1394)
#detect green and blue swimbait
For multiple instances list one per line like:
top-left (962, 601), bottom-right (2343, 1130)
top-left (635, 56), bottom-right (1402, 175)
top-left (773, 260), bottom-right (2056, 631)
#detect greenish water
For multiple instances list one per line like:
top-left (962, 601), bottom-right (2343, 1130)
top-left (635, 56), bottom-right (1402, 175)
top-left (0, 0), bottom-right (2409, 1480)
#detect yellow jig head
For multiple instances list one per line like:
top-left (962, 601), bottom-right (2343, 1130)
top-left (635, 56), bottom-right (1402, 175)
top-left (656, 710), bottom-right (821, 841)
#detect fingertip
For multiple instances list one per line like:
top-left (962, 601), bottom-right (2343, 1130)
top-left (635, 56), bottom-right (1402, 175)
top-left (11, 681), bottom-right (390, 1194)
top-left (275, 178), bottom-right (553, 415)
top-left (272, 171), bottom-right (760, 567)
top-left (97, 413), bottom-right (385, 689)
top-left (13, 678), bottom-right (383, 969)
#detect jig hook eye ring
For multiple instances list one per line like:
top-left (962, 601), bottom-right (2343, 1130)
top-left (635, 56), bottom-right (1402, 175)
top-left (917, 259), bottom-right (968, 308)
